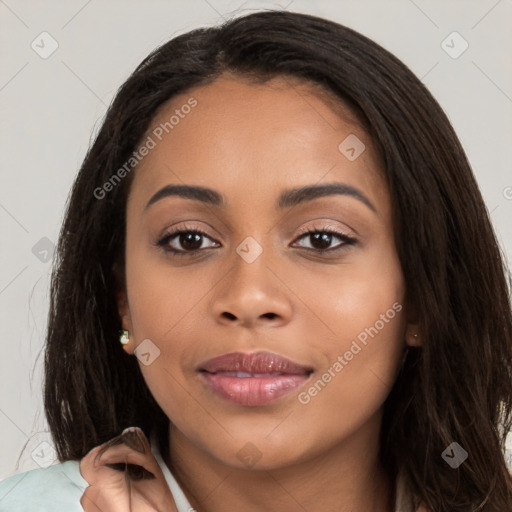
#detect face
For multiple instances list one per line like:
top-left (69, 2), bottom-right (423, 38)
top-left (118, 74), bottom-right (419, 471)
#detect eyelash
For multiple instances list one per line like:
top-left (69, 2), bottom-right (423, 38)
top-left (156, 225), bottom-right (357, 257)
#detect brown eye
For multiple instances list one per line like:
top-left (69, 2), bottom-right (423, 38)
top-left (293, 229), bottom-right (357, 253)
top-left (309, 232), bottom-right (335, 250)
top-left (178, 232), bottom-right (203, 251)
top-left (157, 229), bottom-right (219, 256)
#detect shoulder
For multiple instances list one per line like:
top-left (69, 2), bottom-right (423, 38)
top-left (0, 460), bottom-right (89, 512)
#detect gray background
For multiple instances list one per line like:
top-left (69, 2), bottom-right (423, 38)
top-left (1, 0), bottom-right (511, 479)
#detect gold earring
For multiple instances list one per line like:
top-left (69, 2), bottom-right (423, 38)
top-left (120, 329), bottom-right (130, 345)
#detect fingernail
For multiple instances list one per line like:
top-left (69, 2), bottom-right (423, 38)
top-left (120, 427), bottom-right (147, 454)
top-left (93, 427), bottom-right (148, 466)
top-left (121, 426), bottom-right (143, 436)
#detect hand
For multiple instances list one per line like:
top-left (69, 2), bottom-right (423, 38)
top-left (79, 427), bottom-right (178, 512)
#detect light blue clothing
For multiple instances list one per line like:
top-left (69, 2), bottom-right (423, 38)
top-left (0, 435), bottom-right (194, 512)
top-left (0, 435), bottom-right (416, 511)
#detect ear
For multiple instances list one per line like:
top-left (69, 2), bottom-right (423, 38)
top-left (113, 260), bottom-right (135, 355)
top-left (404, 302), bottom-right (422, 347)
top-left (405, 325), bottom-right (422, 347)
top-left (117, 290), bottom-right (135, 355)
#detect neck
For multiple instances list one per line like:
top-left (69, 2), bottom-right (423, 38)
top-left (165, 419), bottom-right (395, 512)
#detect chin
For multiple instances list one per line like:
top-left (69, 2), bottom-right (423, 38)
top-left (204, 434), bottom-right (317, 471)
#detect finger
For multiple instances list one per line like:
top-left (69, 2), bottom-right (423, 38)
top-left (80, 448), bottom-right (132, 512)
top-left (128, 473), bottom-right (179, 512)
top-left (81, 480), bottom-right (130, 512)
top-left (95, 445), bottom-right (159, 479)
top-left (81, 428), bottom-right (157, 482)
top-left (95, 433), bottom-right (160, 477)
top-left (80, 428), bottom-right (149, 512)
top-left (79, 427), bottom-right (178, 512)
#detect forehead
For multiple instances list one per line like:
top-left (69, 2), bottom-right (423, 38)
top-left (129, 74), bottom-right (387, 214)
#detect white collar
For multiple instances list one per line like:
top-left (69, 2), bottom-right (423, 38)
top-left (150, 433), bottom-right (194, 512)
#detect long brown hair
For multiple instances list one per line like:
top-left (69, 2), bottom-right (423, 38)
top-left (43, 10), bottom-right (512, 510)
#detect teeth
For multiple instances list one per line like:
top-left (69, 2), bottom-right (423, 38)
top-left (217, 372), bottom-right (283, 378)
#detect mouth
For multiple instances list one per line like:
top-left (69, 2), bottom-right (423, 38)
top-left (198, 351), bottom-right (313, 406)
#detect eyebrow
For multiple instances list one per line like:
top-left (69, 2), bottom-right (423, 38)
top-left (145, 182), bottom-right (377, 213)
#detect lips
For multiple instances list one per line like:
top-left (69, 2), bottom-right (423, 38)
top-left (199, 351), bottom-right (313, 375)
top-left (198, 351), bottom-right (313, 406)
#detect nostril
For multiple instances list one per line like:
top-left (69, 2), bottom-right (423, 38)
top-left (222, 312), bottom-right (237, 320)
top-left (262, 312), bottom-right (277, 319)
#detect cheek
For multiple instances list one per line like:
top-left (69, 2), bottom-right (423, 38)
top-left (122, 244), bottom-right (215, 407)
top-left (295, 235), bottom-right (405, 347)
top-left (125, 243), bottom-right (212, 340)
top-left (292, 303), bottom-right (406, 456)
top-left (292, 242), bottom-right (406, 413)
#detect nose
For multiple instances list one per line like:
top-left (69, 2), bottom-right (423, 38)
top-left (210, 246), bottom-right (293, 329)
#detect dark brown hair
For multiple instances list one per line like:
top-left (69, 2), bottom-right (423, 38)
top-left (43, 10), bottom-right (512, 511)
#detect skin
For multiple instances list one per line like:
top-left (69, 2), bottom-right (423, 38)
top-left (117, 73), bottom-right (421, 512)
top-left (80, 428), bottom-right (178, 511)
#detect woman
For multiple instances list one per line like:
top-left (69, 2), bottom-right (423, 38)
top-left (0, 9), bottom-right (511, 512)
